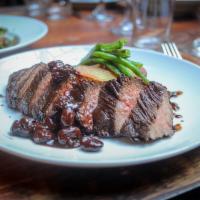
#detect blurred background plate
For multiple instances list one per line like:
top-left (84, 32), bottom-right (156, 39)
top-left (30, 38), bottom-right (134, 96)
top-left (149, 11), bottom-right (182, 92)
top-left (0, 15), bottom-right (48, 54)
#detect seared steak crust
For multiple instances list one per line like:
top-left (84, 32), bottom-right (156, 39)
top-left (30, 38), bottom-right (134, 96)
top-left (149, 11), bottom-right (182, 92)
top-left (121, 82), bottom-right (174, 141)
top-left (76, 81), bottom-right (102, 132)
top-left (19, 63), bottom-right (49, 115)
top-left (6, 68), bottom-right (30, 108)
top-left (30, 72), bottom-right (53, 120)
top-left (93, 78), bottom-right (121, 137)
top-left (93, 75), bottom-right (144, 137)
top-left (31, 64), bottom-right (77, 120)
top-left (44, 68), bottom-right (79, 119)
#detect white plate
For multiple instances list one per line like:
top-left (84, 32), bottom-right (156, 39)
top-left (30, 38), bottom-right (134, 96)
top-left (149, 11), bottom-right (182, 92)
top-left (0, 15), bottom-right (48, 54)
top-left (0, 45), bottom-right (200, 168)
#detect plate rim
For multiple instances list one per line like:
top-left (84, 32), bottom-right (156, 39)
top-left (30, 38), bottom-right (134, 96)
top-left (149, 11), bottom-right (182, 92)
top-left (0, 15), bottom-right (48, 54)
top-left (0, 139), bottom-right (200, 168)
top-left (0, 45), bottom-right (200, 168)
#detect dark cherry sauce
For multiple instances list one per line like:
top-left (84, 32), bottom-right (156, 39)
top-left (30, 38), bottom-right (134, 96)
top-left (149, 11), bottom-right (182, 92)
top-left (58, 127), bottom-right (82, 148)
top-left (170, 91), bottom-right (183, 133)
top-left (11, 60), bottom-right (100, 151)
top-left (170, 91), bottom-right (183, 98)
top-left (33, 126), bottom-right (54, 144)
top-left (11, 117), bottom-right (37, 138)
top-left (173, 124), bottom-right (182, 132)
top-left (81, 136), bottom-right (104, 152)
top-left (60, 108), bottom-right (75, 127)
top-left (175, 114), bottom-right (183, 119)
top-left (11, 115), bottom-right (104, 152)
top-left (171, 102), bottom-right (180, 111)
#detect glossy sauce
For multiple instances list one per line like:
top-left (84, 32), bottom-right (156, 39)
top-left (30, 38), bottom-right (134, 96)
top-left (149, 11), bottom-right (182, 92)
top-left (170, 91), bottom-right (183, 98)
top-left (11, 116), bottom-right (104, 152)
top-left (173, 124), bottom-right (182, 132)
top-left (170, 91), bottom-right (183, 132)
top-left (175, 114), bottom-right (183, 119)
top-left (171, 102), bottom-right (180, 111)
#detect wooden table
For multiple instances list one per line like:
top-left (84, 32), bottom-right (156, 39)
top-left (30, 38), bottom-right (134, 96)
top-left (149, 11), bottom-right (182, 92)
top-left (0, 8), bottom-right (200, 200)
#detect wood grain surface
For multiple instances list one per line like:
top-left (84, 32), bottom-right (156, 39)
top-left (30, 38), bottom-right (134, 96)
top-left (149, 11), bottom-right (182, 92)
top-left (0, 7), bottom-right (200, 200)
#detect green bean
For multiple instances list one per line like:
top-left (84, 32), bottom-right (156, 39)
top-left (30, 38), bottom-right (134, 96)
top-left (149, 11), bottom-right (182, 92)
top-left (80, 58), bottom-right (102, 65)
top-left (111, 49), bottom-right (131, 58)
top-left (98, 39), bottom-right (127, 51)
top-left (79, 44), bottom-right (101, 65)
top-left (105, 63), bottom-right (121, 76)
top-left (80, 58), bottom-right (121, 76)
top-left (92, 51), bottom-right (149, 84)
top-left (129, 60), bottom-right (143, 68)
top-left (116, 64), bottom-right (135, 77)
top-left (80, 39), bottom-right (128, 65)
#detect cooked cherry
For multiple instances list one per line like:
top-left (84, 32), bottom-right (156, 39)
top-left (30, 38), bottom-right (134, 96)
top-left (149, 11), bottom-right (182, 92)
top-left (11, 117), bottom-right (37, 137)
top-left (33, 124), bottom-right (54, 144)
top-left (171, 102), bottom-right (180, 111)
top-left (48, 61), bottom-right (69, 83)
top-left (61, 108), bottom-right (75, 127)
top-left (48, 60), bottom-right (64, 70)
top-left (58, 127), bottom-right (81, 148)
top-left (44, 116), bottom-right (57, 131)
top-left (80, 136), bottom-right (104, 152)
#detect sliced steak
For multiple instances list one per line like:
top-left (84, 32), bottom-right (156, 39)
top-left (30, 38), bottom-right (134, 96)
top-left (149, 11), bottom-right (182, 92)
top-left (25, 62), bottom-right (77, 120)
top-left (6, 67), bottom-right (31, 108)
top-left (121, 82), bottom-right (174, 141)
top-left (30, 72), bottom-right (53, 120)
top-left (7, 60), bottom-right (174, 143)
top-left (44, 73), bottom-right (76, 119)
top-left (18, 63), bottom-right (49, 115)
top-left (76, 81), bottom-right (102, 132)
top-left (93, 76), bottom-right (145, 137)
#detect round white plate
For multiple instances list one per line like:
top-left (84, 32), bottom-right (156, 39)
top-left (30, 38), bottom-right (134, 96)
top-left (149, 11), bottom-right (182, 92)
top-left (0, 46), bottom-right (200, 168)
top-left (0, 15), bottom-right (48, 54)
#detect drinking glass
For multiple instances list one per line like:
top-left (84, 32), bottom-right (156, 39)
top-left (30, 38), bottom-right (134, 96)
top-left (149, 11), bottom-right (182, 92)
top-left (87, 0), bottom-right (113, 22)
top-left (192, 38), bottom-right (200, 57)
top-left (111, 0), bottom-right (133, 36)
top-left (179, 35), bottom-right (200, 58)
top-left (24, 0), bottom-right (50, 17)
top-left (178, 7), bottom-right (200, 57)
top-left (47, 0), bottom-right (72, 20)
top-left (131, 0), bottom-right (175, 50)
top-left (24, 0), bottom-right (72, 20)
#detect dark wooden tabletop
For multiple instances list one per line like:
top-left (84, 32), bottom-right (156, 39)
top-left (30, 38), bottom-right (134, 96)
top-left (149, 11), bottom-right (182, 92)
top-left (0, 6), bottom-right (200, 200)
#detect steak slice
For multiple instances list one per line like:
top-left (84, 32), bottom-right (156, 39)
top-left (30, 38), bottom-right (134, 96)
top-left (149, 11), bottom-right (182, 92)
top-left (31, 63), bottom-right (78, 120)
top-left (7, 61), bottom-right (79, 121)
top-left (121, 82), bottom-right (174, 141)
top-left (93, 76), bottom-right (145, 137)
top-left (30, 71), bottom-right (53, 120)
top-left (18, 63), bottom-right (49, 115)
top-left (44, 72), bottom-right (77, 119)
top-left (6, 67), bottom-right (31, 108)
top-left (76, 81), bottom-right (102, 132)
